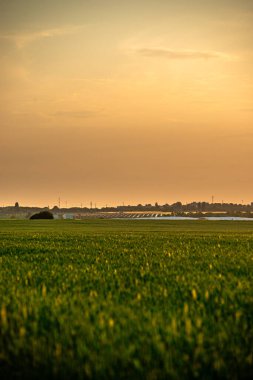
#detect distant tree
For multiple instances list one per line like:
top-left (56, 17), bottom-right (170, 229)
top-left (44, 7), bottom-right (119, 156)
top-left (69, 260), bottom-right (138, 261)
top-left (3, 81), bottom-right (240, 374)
top-left (30, 211), bottom-right (54, 220)
top-left (15, 202), bottom-right (19, 208)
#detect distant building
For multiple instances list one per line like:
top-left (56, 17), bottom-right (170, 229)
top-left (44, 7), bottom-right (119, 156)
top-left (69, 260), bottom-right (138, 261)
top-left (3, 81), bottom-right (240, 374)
top-left (63, 213), bottom-right (74, 220)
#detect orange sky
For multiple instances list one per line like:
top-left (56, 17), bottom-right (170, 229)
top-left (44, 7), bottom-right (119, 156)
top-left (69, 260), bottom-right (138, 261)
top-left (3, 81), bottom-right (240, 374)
top-left (0, 0), bottom-right (253, 207)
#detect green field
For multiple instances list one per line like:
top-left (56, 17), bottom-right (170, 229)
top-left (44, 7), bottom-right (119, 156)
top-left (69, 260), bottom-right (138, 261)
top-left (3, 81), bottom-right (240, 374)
top-left (0, 220), bottom-right (252, 379)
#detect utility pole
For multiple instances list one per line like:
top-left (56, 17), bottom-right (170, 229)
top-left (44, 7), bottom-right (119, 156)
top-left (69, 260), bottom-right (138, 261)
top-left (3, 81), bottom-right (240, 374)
top-left (212, 195), bottom-right (214, 204)
top-left (58, 197), bottom-right (61, 208)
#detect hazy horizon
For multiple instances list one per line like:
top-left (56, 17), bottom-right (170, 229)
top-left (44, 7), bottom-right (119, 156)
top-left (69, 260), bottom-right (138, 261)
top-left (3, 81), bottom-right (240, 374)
top-left (1, 0), bottom-right (253, 207)
top-left (2, 195), bottom-right (253, 210)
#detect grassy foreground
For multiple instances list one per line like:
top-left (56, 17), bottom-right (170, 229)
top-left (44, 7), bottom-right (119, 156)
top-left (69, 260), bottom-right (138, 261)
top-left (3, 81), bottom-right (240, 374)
top-left (0, 220), bottom-right (252, 379)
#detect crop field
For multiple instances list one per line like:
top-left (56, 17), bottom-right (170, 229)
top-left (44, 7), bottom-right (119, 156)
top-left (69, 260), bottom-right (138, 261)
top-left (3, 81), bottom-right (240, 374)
top-left (0, 219), bottom-right (252, 380)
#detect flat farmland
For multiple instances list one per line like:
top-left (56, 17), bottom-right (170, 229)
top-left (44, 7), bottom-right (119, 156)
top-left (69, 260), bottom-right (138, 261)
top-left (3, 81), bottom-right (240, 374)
top-left (0, 220), bottom-right (252, 379)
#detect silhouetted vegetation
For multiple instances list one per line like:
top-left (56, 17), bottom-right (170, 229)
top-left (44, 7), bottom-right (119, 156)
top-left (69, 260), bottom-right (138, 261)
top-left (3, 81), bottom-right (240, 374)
top-left (0, 201), bottom-right (253, 220)
top-left (30, 211), bottom-right (54, 220)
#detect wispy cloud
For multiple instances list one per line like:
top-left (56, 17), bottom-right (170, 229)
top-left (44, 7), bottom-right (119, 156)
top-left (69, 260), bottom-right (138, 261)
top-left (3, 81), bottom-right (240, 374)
top-left (241, 108), bottom-right (253, 112)
top-left (136, 47), bottom-right (232, 60)
top-left (51, 110), bottom-right (100, 118)
top-left (0, 25), bottom-right (84, 49)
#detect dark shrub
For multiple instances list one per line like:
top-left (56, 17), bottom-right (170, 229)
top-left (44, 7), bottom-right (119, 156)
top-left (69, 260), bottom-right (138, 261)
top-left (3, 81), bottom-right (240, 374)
top-left (30, 211), bottom-right (54, 220)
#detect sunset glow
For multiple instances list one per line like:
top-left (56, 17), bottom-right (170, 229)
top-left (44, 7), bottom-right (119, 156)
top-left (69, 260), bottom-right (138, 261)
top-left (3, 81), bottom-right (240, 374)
top-left (1, 0), bottom-right (253, 207)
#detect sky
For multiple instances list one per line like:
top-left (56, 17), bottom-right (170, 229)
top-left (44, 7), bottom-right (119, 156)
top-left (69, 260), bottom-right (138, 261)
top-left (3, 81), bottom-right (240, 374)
top-left (0, 0), bottom-right (253, 207)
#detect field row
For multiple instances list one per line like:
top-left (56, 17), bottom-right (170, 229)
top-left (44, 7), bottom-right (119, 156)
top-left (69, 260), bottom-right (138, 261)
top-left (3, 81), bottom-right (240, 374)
top-left (0, 220), bottom-right (252, 379)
